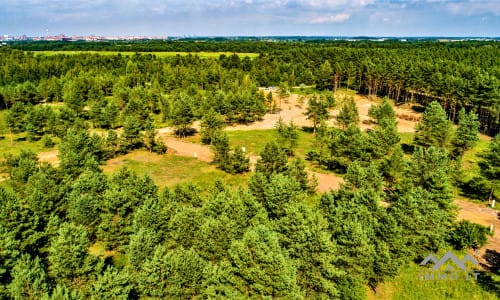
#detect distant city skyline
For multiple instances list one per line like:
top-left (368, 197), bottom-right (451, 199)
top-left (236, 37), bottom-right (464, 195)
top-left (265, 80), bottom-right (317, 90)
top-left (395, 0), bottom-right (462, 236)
top-left (1, 0), bottom-right (499, 37)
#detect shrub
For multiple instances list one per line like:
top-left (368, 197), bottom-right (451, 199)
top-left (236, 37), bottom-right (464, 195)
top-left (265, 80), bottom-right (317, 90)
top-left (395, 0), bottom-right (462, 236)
top-left (448, 220), bottom-right (490, 249)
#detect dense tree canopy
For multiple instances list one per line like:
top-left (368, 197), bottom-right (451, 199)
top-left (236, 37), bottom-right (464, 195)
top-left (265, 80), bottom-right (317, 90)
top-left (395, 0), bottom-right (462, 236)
top-left (0, 40), bottom-right (497, 299)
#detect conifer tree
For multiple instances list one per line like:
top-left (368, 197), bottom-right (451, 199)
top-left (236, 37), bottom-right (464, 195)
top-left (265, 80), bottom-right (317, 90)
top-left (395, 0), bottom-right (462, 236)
top-left (336, 96), bottom-right (359, 129)
top-left (8, 255), bottom-right (49, 300)
top-left (452, 108), bottom-right (480, 157)
top-left (228, 225), bottom-right (300, 298)
top-left (255, 141), bottom-right (288, 178)
top-left (414, 101), bottom-right (452, 148)
top-left (48, 222), bottom-right (97, 284)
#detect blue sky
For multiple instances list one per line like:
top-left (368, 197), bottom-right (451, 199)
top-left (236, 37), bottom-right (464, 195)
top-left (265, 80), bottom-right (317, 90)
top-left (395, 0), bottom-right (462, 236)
top-left (1, 0), bottom-right (499, 37)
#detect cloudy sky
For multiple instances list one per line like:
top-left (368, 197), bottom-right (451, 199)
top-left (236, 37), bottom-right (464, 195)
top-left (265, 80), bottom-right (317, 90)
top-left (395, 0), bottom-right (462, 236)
top-left (1, 0), bottom-right (499, 37)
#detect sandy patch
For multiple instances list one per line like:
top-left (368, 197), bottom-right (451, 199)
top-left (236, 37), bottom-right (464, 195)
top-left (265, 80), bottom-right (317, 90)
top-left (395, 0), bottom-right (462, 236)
top-left (311, 171), bottom-right (344, 193)
top-left (160, 136), bottom-right (214, 162)
top-left (222, 91), bottom-right (419, 133)
top-left (38, 150), bottom-right (59, 166)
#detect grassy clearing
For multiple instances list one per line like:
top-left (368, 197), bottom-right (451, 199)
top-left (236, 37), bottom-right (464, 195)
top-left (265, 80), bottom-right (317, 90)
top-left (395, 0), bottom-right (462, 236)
top-left (461, 137), bottom-right (490, 180)
top-left (224, 129), bottom-right (315, 158)
top-left (368, 249), bottom-right (498, 300)
top-left (0, 134), bottom-right (59, 157)
top-left (31, 51), bottom-right (259, 59)
top-left (101, 150), bottom-right (250, 189)
top-left (0, 110), bottom-right (60, 157)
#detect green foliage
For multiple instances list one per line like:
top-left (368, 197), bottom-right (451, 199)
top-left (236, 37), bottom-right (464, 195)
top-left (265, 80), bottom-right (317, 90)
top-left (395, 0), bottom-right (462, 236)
top-left (316, 60), bottom-right (334, 91)
top-left (58, 129), bottom-right (106, 178)
top-left (276, 202), bottom-right (343, 299)
top-left (408, 147), bottom-right (454, 211)
top-left (255, 141), bottom-right (288, 178)
top-left (479, 134), bottom-right (500, 201)
top-left (121, 116), bottom-right (143, 151)
top-left (171, 93), bottom-right (196, 137)
top-left (448, 220), bottom-right (490, 250)
top-left (367, 99), bottom-right (400, 158)
top-left (224, 147), bottom-right (250, 174)
top-left (48, 222), bottom-right (97, 283)
top-left (201, 109), bottom-right (226, 144)
top-left (414, 101), bottom-right (452, 148)
top-left (212, 131), bottom-right (250, 174)
top-left (336, 97), bottom-right (359, 129)
top-left (41, 284), bottom-right (85, 300)
top-left (275, 118), bottom-right (299, 156)
top-left (6, 102), bottom-right (27, 133)
top-left (137, 246), bottom-right (211, 298)
top-left (91, 267), bottom-right (132, 300)
top-left (8, 254), bottom-right (49, 299)
top-left (3, 149), bottom-right (40, 188)
top-left (305, 95), bottom-right (329, 133)
top-left (228, 225), bottom-right (301, 298)
top-left (41, 134), bottom-right (55, 148)
top-left (285, 157), bottom-right (317, 193)
top-left (452, 109), bottom-right (480, 157)
top-left (0, 42), bottom-right (497, 299)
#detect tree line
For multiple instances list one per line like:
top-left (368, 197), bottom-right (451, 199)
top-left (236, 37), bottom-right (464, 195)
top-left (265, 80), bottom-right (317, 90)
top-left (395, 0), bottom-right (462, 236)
top-left (2, 40), bottom-right (499, 134)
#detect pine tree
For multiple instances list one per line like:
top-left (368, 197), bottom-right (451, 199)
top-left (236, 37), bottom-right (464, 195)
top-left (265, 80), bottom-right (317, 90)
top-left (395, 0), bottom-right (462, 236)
top-left (200, 109), bottom-right (225, 145)
top-left (121, 116), bottom-right (142, 151)
top-left (367, 99), bottom-right (400, 158)
top-left (91, 267), bottom-right (132, 299)
top-left (336, 96), bottom-right (359, 129)
top-left (452, 108), bottom-right (479, 157)
top-left (479, 134), bottom-right (500, 202)
top-left (255, 141), bottom-right (288, 178)
top-left (212, 131), bottom-right (230, 165)
top-left (414, 101), bottom-right (452, 148)
top-left (228, 225), bottom-right (301, 298)
top-left (285, 157), bottom-right (317, 193)
top-left (275, 118), bottom-right (299, 156)
top-left (276, 203), bottom-right (343, 298)
top-left (48, 222), bottom-right (97, 283)
top-left (305, 95), bottom-right (329, 133)
top-left (8, 254), bottom-right (49, 300)
top-left (137, 246), bottom-right (211, 298)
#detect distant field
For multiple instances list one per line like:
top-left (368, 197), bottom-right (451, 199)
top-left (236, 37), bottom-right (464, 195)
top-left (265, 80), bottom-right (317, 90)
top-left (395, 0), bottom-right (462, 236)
top-left (30, 50), bottom-right (259, 58)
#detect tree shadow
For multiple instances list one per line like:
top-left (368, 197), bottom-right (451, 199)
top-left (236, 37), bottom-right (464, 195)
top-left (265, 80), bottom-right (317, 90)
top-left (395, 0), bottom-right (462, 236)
top-left (301, 126), bottom-right (315, 133)
top-left (401, 143), bottom-right (415, 154)
top-left (174, 127), bottom-right (197, 137)
top-left (411, 105), bottom-right (426, 113)
top-left (477, 249), bottom-right (500, 297)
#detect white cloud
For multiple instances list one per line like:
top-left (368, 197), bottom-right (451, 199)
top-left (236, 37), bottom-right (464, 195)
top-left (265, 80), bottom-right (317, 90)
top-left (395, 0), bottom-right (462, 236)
top-left (307, 13), bottom-right (350, 23)
top-left (447, 1), bottom-right (500, 16)
top-left (296, 0), bottom-right (373, 8)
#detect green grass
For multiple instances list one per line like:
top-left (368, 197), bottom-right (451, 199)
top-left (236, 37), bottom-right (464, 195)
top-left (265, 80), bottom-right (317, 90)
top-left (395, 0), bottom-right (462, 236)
top-left (102, 150), bottom-right (250, 190)
top-left (368, 249), bottom-right (498, 300)
top-left (224, 129), bottom-right (316, 158)
top-left (0, 134), bottom-right (59, 157)
top-left (462, 137), bottom-right (490, 181)
top-left (31, 51), bottom-right (259, 59)
top-left (0, 110), bottom-right (60, 157)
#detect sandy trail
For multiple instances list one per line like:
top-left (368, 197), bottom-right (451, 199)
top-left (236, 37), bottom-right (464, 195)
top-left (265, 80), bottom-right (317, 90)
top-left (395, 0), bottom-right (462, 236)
top-left (455, 199), bottom-right (500, 268)
top-left (160, 136), bottom-right (214, 162)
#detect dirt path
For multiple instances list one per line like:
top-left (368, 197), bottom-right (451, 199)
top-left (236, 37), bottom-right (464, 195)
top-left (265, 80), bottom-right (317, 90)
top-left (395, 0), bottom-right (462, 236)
top-left (160, 136), bottom-right (214, 162)
top-left (455, 199), bottom-right (500, 267)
